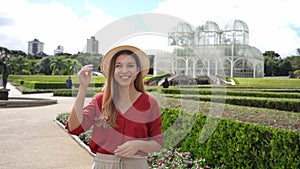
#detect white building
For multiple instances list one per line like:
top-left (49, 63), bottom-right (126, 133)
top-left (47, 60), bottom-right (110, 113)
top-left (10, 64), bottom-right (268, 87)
top-left (28, 38), bottom-right (44, 55)
top-left (54, 45), bottom-right (64, 55)
top-left (87, 36), bottom-right (99, 54)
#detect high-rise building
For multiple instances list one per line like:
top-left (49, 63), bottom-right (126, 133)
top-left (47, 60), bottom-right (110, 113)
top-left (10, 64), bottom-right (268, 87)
top-left (28, 38), bottom-right (44, 55)
top-left (87, 36), bottom-right (99, 54)
top-left (54, 45), bottom-right (64, 55)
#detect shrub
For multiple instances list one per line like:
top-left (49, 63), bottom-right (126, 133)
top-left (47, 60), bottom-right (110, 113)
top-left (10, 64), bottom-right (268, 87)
top-left (56, 112), bottom-right (70, 125)
top-left (162, 108), bottom-right (300, 168)
top-left (148, 148), bottom-right (225, 169)
top-left (294, 70), bottom-right (300, 77)
top-left (56, 112), bottom-right (93, 145)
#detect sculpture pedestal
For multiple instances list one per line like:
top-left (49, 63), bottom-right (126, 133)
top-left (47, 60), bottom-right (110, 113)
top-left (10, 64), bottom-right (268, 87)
top-left (0, 89), bottom-right (10, 100)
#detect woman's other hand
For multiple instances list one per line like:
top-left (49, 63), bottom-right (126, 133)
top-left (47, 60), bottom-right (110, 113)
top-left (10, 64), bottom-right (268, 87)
top-left (114, 140), bottom-right (140, 158)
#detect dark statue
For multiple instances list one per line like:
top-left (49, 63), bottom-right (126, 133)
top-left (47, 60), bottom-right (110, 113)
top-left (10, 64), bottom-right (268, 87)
top-left (0, 60), bottom-right (9, 89)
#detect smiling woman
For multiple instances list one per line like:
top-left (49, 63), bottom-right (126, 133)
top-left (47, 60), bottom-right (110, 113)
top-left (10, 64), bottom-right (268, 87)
top-left (65, 45), bottom-right (162, 169)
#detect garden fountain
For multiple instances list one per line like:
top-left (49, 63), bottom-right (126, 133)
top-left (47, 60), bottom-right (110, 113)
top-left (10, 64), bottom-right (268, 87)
top-left (0, 83), bottom-right (57, 108)
top-left (0, 62), bottom-right (57, 107)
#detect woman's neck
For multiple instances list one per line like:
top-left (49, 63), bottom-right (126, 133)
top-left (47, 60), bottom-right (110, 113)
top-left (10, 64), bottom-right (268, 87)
top-left (117, 85), bottom-right (141, 102)
top-left (116, 85), bottom-right (142, 113)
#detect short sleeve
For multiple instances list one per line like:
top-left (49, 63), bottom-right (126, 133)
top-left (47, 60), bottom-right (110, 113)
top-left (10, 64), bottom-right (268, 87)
top-left (147, 96), bottom-right (163, 145)
top-left (65, 96), bottom-right (100, 135)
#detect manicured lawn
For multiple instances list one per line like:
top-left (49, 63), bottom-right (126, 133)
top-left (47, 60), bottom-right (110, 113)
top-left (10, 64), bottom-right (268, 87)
top-left (236, 78), bottom-right (300, 88)
top-left (8, 75), bottom-right (106, 84)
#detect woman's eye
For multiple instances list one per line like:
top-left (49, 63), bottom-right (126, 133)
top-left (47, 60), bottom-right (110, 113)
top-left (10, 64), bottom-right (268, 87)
top-left (127, 64), bottom-right (135, 68)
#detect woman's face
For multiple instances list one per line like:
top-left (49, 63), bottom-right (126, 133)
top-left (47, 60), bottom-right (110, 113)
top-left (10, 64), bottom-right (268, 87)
top-left (113, 54), bottom-right (139, 87)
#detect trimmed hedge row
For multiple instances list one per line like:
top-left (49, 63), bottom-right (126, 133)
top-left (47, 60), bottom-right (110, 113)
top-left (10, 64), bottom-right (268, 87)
top-left (53, 89), bottom-right (102, 97)
top-left (161, 108), bottom-right (300, 168)
top-left (20, 81), bottom-right (104, 89)
top-left (53, 87), bottom-right (158, 97)
top-left (166, 94), bottom-right (300, 112)
top-left (161, 88), bottom-right (300, 99)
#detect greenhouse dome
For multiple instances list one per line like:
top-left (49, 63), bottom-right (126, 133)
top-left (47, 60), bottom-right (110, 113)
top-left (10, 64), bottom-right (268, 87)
top-left (196, 20), bottom-right (220, 32)
top-left (224, 19), bottom-right (249, 32)
top-left (195, 20), bottom-right (220, 45)
top-left (173, 22), bottom-right (194, 33)
top-left (222, 19), bottom-right (249, 45)
top-left (168, 22), bottom-right (194, 46)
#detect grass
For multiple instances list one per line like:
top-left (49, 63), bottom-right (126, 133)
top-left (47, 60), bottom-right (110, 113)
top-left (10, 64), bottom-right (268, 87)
top-left (8, 75), bottom-right (106, 84)
top-left (236, 78), bottom-right (300, 88)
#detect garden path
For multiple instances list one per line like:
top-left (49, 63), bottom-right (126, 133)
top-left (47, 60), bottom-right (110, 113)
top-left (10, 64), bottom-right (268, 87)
top-left (0, 83), bottom-right (93, 169)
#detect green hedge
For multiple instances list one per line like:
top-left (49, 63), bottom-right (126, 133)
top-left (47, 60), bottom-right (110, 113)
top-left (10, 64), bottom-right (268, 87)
top-left (57, 108), bottom-right (300, 168)
top-left (53, 89), bottom-right (102, 97)
top-left (21, 81), bottom-right (104, 89)
top-left (166, 94), bottom-right (300, 112)
top-left (53, 87), bottom-right (158, 97)
top-left (167, 94), bottom-right (300, 112)
top-left (161, 108), bottom-right (300, 168)
top-left (160, 88), bottom-right (300, 112)
top-left (161, 88), bottom-right (300, 99)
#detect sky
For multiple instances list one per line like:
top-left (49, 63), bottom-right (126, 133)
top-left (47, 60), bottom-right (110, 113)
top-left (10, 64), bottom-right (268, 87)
top-left (0, 0), bottom-right (300, 57)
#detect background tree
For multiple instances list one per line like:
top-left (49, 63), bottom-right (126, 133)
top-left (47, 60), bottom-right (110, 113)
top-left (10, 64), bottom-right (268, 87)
top-left (64, 58), bottom-right (82, 75)
top-left (27, 60), bottom-right (39, 75)
top-left (37, 57), bottom-right (52, 75)
top-left (263, 50), bottom-right (300, 77)
top-left (294, 70), bottom-right (300, 76)
top-left (284, 55), bottom-right (300, 71)
top-left (76, 53), bottom-right (102, 71)
top-left (49, 55), bottom-right (82, 75)
top-left (6, 56), bottom-right (30, 74)
top-left (263, 51), bottom-right (280, 76)
top-left (50, 56), bottom-right (67, 75)
top-left (277, 59), bottom-right (292, 76)
top-left (0, 46), bottom-right (26, 57)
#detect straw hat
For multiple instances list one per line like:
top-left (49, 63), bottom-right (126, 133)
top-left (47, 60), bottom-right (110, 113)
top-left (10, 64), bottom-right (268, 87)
top-left (100, 45), bottom-right (150, 78)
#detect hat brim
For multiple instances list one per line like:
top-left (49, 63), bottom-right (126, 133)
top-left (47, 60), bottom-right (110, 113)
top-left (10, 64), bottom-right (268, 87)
top-left (100, 45), bottom-right (150, 78)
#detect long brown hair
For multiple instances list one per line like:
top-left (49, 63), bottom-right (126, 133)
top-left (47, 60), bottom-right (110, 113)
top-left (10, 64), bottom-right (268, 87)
top-left (100, 50), bottom-right (145, 128)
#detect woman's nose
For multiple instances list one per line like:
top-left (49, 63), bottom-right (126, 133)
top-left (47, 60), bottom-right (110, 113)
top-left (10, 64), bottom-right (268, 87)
top-left (120, 66), bottom-right (129, 72)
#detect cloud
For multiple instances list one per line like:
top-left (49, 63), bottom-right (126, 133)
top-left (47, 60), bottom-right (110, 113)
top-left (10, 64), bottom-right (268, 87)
top-left (152, 0), bottom-right (300, 57)
top-left (0, 12), bottom-right (15, 26)
top-left (0, 0), bottom-right (116, 54)
top-left (0, 0), bottom-right (299, 57)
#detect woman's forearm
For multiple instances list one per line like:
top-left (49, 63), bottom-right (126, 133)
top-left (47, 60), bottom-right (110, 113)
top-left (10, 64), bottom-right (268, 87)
top-left (67, 85), bottom-right (87, 131)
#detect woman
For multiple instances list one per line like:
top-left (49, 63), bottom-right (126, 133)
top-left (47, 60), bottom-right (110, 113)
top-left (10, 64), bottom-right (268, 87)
top-left (65, 45), bottom-right (163, 169)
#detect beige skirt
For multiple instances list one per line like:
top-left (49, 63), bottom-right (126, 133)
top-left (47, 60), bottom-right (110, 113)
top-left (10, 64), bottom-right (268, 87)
top-left (91, 153), bottom-right (149, 169)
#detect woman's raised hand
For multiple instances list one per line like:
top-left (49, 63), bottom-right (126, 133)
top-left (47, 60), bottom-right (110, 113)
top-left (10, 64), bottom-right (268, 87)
top-left (78, 64), bottom-right (93, 88)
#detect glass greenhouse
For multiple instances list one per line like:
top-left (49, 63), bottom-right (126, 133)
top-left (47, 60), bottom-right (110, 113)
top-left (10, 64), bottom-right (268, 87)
top-left (155, 19), bottom-right (264, 78)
